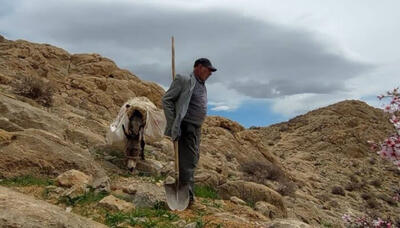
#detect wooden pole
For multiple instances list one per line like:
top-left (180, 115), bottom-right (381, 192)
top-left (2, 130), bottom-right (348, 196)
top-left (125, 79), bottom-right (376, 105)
top-left (171, 36), bottom-right (179, 175)
top-left (172, 36), bottom-right (175, 80)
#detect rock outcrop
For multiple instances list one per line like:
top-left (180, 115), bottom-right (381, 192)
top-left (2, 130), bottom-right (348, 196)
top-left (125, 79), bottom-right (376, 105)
top-left (0, 186), bottom-right (107, 228)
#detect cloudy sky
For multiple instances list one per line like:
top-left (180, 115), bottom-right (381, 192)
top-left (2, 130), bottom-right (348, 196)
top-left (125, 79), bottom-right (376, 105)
top-left (1, 0), bottom-right (399, 127)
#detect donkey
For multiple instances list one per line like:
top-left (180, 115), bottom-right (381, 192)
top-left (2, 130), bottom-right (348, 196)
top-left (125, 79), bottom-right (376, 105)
top-left (122, 107), bottom-right (145, 171)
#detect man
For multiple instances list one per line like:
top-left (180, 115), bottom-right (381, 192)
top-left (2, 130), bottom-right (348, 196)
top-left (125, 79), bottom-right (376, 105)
top-left (162, 58), bottom-right (217, 206)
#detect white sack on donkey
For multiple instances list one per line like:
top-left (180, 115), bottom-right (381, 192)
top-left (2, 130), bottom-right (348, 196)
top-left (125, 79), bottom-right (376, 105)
top-left (106, 97), bottom-right (166, 170)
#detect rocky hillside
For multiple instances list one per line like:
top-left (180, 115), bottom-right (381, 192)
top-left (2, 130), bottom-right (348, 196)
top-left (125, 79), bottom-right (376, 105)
top-left (0, 35), bottom-right (398, 227)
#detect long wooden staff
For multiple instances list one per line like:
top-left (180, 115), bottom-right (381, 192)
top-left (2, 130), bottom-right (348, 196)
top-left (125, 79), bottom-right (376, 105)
top-left (171, 36), bottom-right (179, 181)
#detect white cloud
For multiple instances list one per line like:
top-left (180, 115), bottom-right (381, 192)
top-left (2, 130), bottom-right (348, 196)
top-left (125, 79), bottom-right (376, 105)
top-left (210, 105), bottom-right (231, 111)
top-left (270, 93), bottom-right (352, 117)
top-left (207, 82), bottom-right (247, 111)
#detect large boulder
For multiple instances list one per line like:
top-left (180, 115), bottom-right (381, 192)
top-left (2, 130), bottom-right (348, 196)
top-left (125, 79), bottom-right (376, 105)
top-left (0, 186), bottom-right (107, 228)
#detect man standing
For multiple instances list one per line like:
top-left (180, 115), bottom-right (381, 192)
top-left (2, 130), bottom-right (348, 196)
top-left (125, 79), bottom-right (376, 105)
top-left (162, 58), bottom-right (217, 206)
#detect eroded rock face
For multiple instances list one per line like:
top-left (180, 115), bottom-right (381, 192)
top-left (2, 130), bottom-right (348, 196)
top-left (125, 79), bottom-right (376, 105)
top-left (255, 201), bottom-right (286, 219)
top-left (0, 186), bottom-right (107, 228)
top-left (0, 39), bottom-right (164, 114)
top-left (218, 180), bottom-right (287, 218)
top-left (0, 128), bottom-right (107, 181)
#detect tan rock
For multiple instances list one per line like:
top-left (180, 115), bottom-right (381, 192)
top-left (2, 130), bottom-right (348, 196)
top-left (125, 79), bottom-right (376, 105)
top-left (135, 159), bottom-right (164, 175)
top-left (122, 184), bottom-right (138, 195)
top-left (172, 220), bottom-right (186, 228)
top-left (184, 222), bottom-right (197, 228)
top-left (99, 195), bottom-right (135, 212)
top-left (62, 184), bottom-right (88, 199)
top-left (56, 169), bottom-right (92, 188)
top-left (195, 170), bottom-right (224, 187)
top-left (230, 196), bottom-right (247, 205)
top-left (255, 201), bottom-right (286, 219)
top-left (0, 186), bottom-right (107, 227)
top-left (0, 129), bottom-right (14, 144)
top-left (131, 183), bottom-right (165, 208)
top-left (213, 212), bottom-right (249, 224)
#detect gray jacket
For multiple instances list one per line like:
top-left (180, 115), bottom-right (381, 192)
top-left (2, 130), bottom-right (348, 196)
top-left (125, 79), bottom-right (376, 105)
top-left (162, 73), bottom-right (197, 140)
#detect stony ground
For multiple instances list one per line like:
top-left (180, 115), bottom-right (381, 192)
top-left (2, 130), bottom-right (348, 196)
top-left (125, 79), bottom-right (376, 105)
top-left (0, 34), bottom-right (399, 227)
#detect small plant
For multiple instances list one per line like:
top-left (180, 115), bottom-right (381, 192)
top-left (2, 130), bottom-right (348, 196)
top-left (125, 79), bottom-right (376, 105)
top-left (370, 179), bottom-right (382, 188)
top-left (345, 181), bottom-right (364, 192)
top-left (246, 200), bottom-right (256, 209)
top-left (14, 75), bottom-right (55, 107)
top-left (276, 179), bottom-right (296, 196)
top-left (241, 160), bottom-right (284, 183)
top-left (59, 189), bottom-right (108, 206)
top-left (194, 185), bottom-right (220, 199)
top-left (321, 221), bottom-right (333, 228)
top-left (0, 175), bottom-right (54, 187)
top-left (195, 217), bottom-right (206, 228)
top-left (104, 207), bottom-right (180, 228)
top-left (105, 212), bottom-right (128, 227)
top-left (366, 198), bottom-right (380, 209)
top-left (331, 186), bottom-right (346, 196)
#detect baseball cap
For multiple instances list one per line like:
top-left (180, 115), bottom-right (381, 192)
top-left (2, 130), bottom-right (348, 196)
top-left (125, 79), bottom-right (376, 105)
top-left (194, 58), bottom-right (217, 72)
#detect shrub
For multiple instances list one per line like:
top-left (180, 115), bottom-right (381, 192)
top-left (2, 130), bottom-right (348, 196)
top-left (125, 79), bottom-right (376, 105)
top-left (276, 179), bottom-right (297, 196)
top-left (331, 186), bottom-right (345, 196)
top-left (241, 160), bottom-right (284, 183)
top-left (14, 75), bottom-right (55, 107)
top-left (370, 179), bottom-right (382, 188)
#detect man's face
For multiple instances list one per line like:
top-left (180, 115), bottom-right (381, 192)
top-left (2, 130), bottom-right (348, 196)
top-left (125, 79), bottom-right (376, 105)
top-left (195, 64), bottom-right (212, 81)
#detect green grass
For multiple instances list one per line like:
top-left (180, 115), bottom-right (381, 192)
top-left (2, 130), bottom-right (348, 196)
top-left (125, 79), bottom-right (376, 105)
top-left (246, 200), bottom-right (256, 209)
top-left (105, 204), bottom-right (180, 228)
top-left (194, 185), bottom-right (220, 199)
top-left (0, 175), bottom-right (54, 187)
top-left (321, 221), bottom-right (333, 228)
top-left (59, 189), bottom-right (109, 206)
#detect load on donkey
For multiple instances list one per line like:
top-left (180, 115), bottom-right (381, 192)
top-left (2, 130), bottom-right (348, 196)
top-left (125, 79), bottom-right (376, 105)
top-left (106, 97), bottom-right (166, 171)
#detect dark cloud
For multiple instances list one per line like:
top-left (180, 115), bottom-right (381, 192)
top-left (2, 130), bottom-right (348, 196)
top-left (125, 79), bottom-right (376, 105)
top-left (0, 0), bottom-right (373, 98)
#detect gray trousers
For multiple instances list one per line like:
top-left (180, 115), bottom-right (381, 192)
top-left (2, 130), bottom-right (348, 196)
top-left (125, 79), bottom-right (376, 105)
top-left (178, 121), bottom-right (201, 199)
